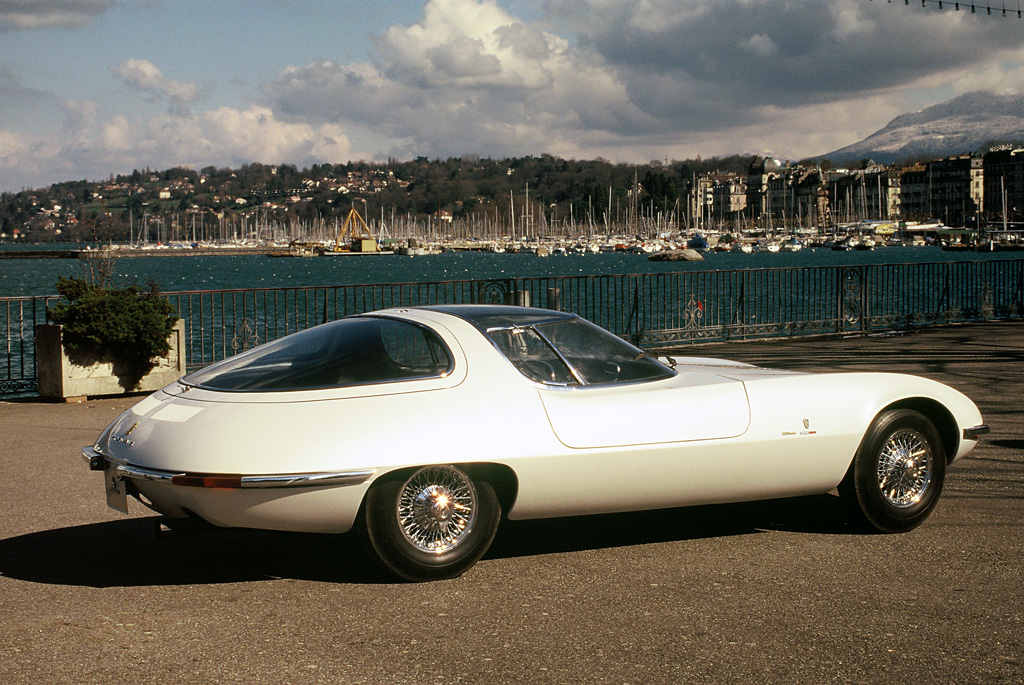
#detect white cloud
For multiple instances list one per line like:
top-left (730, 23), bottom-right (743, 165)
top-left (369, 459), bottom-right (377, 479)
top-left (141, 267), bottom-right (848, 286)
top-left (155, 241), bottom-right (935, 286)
top-left (265, 0), bottom-right (650, 160)
top-left (738, 34), bottom-right (777, 57)
top-left (60, 99), bottom-right (98, 139)
top-left (112, 59), bottom-right (201, 113)
top-left (99, 114), bottom-right (131, 152)
top-left (0, 106), bottom-right (356, 190)
top-left (373, 0), bottom-right (564, 90)
top-left (0, 129), bottom-right (32, 167)
top-left (0, 129), bottom-right (66, 190)
top-left (0, 0), bottom-right (113, 31)
top-left (200, 106), bottom-right (353, 163)
top-left (4, 0), bottom-right (1024, 192)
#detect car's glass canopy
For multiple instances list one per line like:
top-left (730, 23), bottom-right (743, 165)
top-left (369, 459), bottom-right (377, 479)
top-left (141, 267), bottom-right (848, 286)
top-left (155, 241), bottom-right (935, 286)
top-left (182, 317), bottom-right (452, 392)
top-left (425, 305), bottom-right (674, 386)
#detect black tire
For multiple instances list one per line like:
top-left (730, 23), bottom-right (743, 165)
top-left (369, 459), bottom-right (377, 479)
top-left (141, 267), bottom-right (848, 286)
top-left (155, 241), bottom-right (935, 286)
top-left (359, 465), bottom-right (500, 582)
top-left (839, 409), bottom-right (946, 533)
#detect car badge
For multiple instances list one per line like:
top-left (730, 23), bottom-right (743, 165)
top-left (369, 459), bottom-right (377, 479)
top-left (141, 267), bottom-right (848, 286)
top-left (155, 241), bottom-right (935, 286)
top-left (802, 419), bottom-right (810, 429)
top-left (112, 421), bottom-right (139, 447)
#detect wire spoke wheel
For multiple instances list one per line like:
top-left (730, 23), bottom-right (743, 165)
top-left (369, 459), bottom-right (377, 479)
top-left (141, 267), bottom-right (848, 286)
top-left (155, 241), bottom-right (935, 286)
top-left (876, 428), bottom-right (932, 508)
top-left (397, 466), bottom-right (478, 553)
top-left (360, 464), bottom-right (501, 581)
top-left (839, 409), bottom-right (946, 533)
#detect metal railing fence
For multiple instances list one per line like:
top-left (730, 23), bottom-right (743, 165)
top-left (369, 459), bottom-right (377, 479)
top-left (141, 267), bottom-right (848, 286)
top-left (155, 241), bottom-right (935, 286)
top-left (3, 260), bottom-right (1023, 396)
top-left (2, 295), bottom-right (58, 395)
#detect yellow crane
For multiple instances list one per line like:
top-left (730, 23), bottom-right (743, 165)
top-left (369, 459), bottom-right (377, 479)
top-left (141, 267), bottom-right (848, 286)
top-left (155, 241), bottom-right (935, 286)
top-left (328, 208), bottom-right (378, 253)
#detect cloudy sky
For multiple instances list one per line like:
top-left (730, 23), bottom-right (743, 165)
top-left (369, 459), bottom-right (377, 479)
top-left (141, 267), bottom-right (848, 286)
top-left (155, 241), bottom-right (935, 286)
top-left (1, 0), bottom-right (1022, 192)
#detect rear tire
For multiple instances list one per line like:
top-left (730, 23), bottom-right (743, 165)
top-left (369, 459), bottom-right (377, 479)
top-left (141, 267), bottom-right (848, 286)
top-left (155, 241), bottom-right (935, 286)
top-left (839, 409), bottom-right (946, 533)
top-left (359, 465), bottom-right (500, 581)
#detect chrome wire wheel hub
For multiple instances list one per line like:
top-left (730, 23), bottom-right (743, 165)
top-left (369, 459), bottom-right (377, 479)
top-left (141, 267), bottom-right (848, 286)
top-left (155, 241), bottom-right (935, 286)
top-left (397, 466), bottom-right (477, 554)
top-left (876, 429), bottom-right (932, 507)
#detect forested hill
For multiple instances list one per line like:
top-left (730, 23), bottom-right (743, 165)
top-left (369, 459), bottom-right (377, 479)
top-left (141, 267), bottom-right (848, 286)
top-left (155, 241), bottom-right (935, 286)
top-left (1, 154), bottom-right (756, 242)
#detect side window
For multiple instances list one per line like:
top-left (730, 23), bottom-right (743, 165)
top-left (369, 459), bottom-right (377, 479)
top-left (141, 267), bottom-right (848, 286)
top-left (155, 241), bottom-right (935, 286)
top-left (379, 319), bottom-right (450, 375)
top-left (536, 319), bottom-right (674, 384)
top-left (490, 327), bottom-right (577, 385)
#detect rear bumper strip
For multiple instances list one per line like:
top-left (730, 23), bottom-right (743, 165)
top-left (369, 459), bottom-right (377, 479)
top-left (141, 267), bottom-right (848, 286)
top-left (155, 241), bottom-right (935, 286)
top-left (83, 447), bottom-right (374, 489)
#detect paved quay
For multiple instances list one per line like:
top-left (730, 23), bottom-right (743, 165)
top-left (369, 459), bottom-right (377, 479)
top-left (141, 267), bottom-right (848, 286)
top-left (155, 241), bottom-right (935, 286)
top-left (1, 321), bottom-right (1022, 684)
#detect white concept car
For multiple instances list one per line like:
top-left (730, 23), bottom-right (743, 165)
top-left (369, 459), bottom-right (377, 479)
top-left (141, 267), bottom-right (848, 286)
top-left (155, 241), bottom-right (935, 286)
top-left (84, 305), bottom-right (988, 581)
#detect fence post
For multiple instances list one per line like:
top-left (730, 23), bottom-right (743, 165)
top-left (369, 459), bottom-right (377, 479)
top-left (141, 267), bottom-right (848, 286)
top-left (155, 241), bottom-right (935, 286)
top-left (626, 276), bottom-right (643, 345)
top-left (546, 287), bottom-right (561, 311)
top-left (508, 290), bottom-right (530, 307)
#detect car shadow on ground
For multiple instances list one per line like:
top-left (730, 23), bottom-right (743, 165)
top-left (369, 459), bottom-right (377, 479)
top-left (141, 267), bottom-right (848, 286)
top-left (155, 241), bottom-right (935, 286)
top-left (488, 493), bottom-right (852, 560)
top-left (0, 494), bottom-right (853, 587)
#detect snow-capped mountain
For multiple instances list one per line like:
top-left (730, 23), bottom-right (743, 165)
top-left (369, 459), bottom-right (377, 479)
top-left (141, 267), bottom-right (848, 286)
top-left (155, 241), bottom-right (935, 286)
top-left (822, 91), bottom-right (1024, 164)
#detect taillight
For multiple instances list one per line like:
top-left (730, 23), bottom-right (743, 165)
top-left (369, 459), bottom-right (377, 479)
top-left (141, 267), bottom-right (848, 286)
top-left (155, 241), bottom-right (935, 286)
top-left (170, 474), bottom-right (243, 489)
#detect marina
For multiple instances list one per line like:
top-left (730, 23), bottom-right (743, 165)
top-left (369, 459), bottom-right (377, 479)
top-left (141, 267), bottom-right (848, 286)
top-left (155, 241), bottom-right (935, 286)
top-left (4, 232), bottom-right (1024, 398)
top-left (3, 241), bottom-right (1024, 299)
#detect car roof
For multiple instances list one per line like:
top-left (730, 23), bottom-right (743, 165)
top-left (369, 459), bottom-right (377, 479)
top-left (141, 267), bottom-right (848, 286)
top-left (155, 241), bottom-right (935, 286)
top-left (417, 304), bottom-right (577, 331)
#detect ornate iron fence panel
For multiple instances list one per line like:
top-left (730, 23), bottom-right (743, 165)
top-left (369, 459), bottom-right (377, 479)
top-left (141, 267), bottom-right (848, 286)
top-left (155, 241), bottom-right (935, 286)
top-left (5, 260), bottom-right (1024, 395)
top-left (0, 295), bottom-right (59, 395)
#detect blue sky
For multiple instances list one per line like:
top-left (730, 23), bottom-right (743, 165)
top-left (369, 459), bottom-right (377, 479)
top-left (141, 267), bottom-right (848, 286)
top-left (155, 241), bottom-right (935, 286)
top-left (1, 0), bottom-right (1022, 192)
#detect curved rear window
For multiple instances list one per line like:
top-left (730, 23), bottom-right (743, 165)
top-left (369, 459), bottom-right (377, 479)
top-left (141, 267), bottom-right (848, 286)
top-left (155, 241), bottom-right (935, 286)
top-left (183, 317), bottom-right (452, 391)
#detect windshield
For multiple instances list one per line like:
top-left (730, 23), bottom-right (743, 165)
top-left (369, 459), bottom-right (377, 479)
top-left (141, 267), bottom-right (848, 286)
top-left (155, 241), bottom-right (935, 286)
top-left (183, 317), bottom-right (452, 391)
top-left (488, 316), bottom-right (674, 386)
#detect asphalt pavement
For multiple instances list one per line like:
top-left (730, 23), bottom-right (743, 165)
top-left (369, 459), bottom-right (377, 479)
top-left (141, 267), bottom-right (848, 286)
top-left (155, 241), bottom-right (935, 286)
top-left (1, 321), bottom-right (1022, 684)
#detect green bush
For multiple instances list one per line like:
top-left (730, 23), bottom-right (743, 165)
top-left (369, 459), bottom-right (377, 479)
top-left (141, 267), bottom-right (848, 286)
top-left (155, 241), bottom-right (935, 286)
top-left (48, 277), bottom-right (179, 377)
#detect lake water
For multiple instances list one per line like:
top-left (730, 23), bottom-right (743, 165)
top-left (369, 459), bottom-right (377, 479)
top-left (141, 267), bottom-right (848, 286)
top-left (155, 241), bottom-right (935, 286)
top-left (1, 245), bottom-right (1021, 298)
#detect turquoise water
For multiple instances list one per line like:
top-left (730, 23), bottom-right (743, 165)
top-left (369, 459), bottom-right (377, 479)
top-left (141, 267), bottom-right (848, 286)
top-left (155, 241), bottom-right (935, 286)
top-left (1, 246), bottom-right (1021, 298)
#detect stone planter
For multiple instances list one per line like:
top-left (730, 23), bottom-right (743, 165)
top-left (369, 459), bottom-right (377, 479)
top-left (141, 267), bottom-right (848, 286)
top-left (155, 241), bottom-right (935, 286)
top-left (36, 320), bottom-right (186, 400)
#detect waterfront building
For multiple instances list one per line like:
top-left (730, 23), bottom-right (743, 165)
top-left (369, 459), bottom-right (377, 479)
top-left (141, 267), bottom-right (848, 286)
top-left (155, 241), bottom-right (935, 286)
top-left (710, 173), bottom-right (747, 225)
top-left (898, 163), bottom-right (929, 220)
top-left (766, 168), bottom-right (795, 227)
top-left (900, 154), bottom-right (982, 227)
top-left (690, 175), bottom-right (714, 233)
top-left (746, 156), bottom-right (782, 224)
top-left (793, 169), bottom-right (831, 229)
top-left (930, 154), bottom-right (983, 228)
top-left (982, 147), bottom-right (1024, 227)
top-left (864, 167), bottom-right (900, 221)
top-left (828, 165), bottom-right (899, 224)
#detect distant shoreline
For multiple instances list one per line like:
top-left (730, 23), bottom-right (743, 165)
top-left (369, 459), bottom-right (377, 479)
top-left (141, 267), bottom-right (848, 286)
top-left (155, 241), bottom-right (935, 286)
top-left (0, 246), bottom-right (292, 259)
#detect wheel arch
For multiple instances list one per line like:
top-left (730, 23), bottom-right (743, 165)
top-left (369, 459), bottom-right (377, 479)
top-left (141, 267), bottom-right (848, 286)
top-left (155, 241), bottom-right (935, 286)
top-left (879, 397), bottom-right (957, 463)
top-left (369, 462), bottom-right (520, 515)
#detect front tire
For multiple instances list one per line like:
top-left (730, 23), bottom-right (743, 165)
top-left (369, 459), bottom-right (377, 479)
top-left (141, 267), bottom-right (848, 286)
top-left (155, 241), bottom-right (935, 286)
top-left (839, 409), bottom-right (946, 533)
top-left (360, 465), bottom-right (500, 581)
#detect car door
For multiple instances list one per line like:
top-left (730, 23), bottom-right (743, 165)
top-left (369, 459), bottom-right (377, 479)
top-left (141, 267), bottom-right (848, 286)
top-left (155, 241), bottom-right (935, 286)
top-left (538, 370), bottom-right (750, 449)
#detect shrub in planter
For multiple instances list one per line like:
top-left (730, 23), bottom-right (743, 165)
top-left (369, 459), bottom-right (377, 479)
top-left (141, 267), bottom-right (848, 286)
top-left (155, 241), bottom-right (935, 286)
top-left (47, 277), bottom-right (180, 390)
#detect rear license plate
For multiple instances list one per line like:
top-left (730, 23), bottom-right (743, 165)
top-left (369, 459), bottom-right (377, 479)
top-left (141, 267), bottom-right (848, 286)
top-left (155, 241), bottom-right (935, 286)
top-left (104, 463), bottom-right (128, 513)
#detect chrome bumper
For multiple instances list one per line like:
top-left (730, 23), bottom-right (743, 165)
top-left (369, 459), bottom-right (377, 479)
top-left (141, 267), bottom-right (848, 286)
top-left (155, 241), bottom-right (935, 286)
top-left (962, 425), bottom-right (990, 441)
top-left (83, 446), bottom-right (374, 489)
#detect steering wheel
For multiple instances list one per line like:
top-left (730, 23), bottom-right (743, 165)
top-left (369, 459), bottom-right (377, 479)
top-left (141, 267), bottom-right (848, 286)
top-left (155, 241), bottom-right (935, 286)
top-left (519, 359), bottom-right (557, 383)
